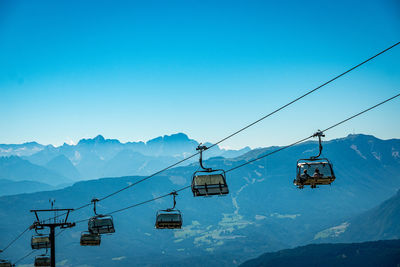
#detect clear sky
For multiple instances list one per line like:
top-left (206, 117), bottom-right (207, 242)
top-left (0, 0), bottom-right (399, 149)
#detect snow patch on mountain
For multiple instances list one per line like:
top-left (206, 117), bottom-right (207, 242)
top-left (270, 213), bottom-right (301, 219)
top-left (314, 222), bottom-right (350, 240)
top-left (392, 149), bottom-right (399, 159)
top-left (350, 145), bottom-right (367, 159)
top-left (112, 256), bottom-right (126, 261)
top-left (255, 215), bottom-right (266, 220)
top-left (372, 152), bottom-right (381, 161)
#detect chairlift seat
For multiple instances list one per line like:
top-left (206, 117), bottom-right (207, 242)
top-left (88, 215), bottom-right (115, 234)
top-left (34, 256), bottom-right (51, 267)
top-left (192, 171), bottom-right (229, 197)
top-left (155, 210), bottom-right (182, 229)
top-left (31, 235), bottom-right (51, 249)
top-left (294, 159), bottom-right (335, 188)
top-left (80, 232), bottom-right (101, 246)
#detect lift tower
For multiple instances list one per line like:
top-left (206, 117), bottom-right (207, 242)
top-left (30, 203), bottom-right (75, 267)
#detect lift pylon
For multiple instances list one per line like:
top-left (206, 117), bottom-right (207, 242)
top-left (30, 205), bottom-right (75, 267)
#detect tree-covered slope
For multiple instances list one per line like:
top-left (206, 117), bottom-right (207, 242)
top-left (240, 239), bottom-right (400, 267)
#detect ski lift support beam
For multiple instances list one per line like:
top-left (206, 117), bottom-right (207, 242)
top-left (30, 208), bottom-right (75, 267)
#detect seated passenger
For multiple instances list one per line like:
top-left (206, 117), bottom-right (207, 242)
top-left (313, 168), bottom-right (323, 178)
top-left (299, 169), bottom-right (310, 182)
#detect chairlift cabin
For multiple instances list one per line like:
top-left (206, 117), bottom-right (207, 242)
top-left (155, 192), bottom-right (182, 229)
top-left (34, 255), bottom-right (50, 267)
top-left (192, 171), bottom-right (229, 196)
top-left (87, 198), bottom-right (115, 234)
top-left (294, 131), bottom-right (336, 189)
top-left (294, 159), bottom-right (335, 188)
top-left (191, 145), bottom-right (229, 197)
top-left (155, 210), bottom-right (182, 229)
top-left (31, 234), bottom-right (51, 249)
top-left (80, 232), bottom-right (101, 246)
top-left (88, 215), bottom-right (115, 234)
top-left (0, 260), bottom-right (12, 267)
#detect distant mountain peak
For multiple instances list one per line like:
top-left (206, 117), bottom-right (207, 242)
top-left (77, 135), bottom-right (120, 145)
top-left (146, 132), bottom-right (194, 145)
top-left (163, 133), bottom-right (190, 141)
top-left (22, 141), bottom-right (40, 145)
top-left (346, 133), bottom-right (376, 139)
top-left (94, 134), bottom-right (105, 142)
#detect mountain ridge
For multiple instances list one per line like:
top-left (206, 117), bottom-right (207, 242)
top-left (239, 239), bottom-right (400, 267)
top-left (1, 133), bottom-right (399, 266)
top-left (314, 188), bottom-right (400, 243)
top-left (3, 133), bottom-right (251, 180)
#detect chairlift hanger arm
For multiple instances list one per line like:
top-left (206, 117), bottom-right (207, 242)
top-left (91, 198), bottom-right (99, 215)
top-left (196, 144), bottom-right (212, 171)
top-left (311, 130), bottom-right (325, 159)
top-left (170, 191), bottom-right (177, 210)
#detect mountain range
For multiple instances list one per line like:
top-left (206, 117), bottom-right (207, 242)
top-left (0, 133), bottom-right (250, 194)
top-left (0, 133), bottom-right (399, 266)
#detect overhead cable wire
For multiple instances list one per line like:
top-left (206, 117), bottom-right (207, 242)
top-left (62, 90), bottom-right (400, 220)
top-left (73, 186), bottom-right (191, 224)
top-left (225, 92), bottom-right (400, 173)
top-left (108, 185), bottom-right (191, 215)
top-left (206, 41), bottom-right (400, 150)
top-left (77, 41), bottom-right (400, 205)
top-left (98, 158), bottom-right (197, 202)
top-left (14, 250), bottom-right (37, 265)
top-left (42, 203), bottom-right (91, 224)
top-left (16, 41), bottom-right (400, 251)
top-left (0, 226), bottom-right (30, 253)
top-left (101, 93), bottom-right (400, 217)
top-left (16, 91), bottom-right (400, 264)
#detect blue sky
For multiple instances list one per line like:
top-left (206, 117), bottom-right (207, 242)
top-left (0, 0), bottom-right (399, 149)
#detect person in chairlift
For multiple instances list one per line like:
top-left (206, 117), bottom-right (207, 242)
top-left (313, 168), bottom-right (322, 178)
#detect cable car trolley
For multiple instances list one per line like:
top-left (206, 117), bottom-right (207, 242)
top-left (34, 255), bottom-right (51, 267)
top-left (294, 131), bottom-right (336, 189)
top-left (88, 198), bottom-right (115, 234)
top-left (31, 233), bottom-right (51, 249)
top-left (155, 192), bottom-right (182, 229)
top-left (80, 231), bottom-right (101, 246)
top-left (191, 144), bottom-right (229, 197)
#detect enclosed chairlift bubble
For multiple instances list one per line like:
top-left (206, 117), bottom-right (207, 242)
top-left (34, 255), bottom-right (50, 267)
top-left (155, 192), bottom-right (182, 229)
top-left (31, 233), bottom-right (51, 250)
top-left (191, 144), bottom-right (229, 197)
top-left (80, 231), bottom-right (101, 246)
top-left (88, 199), bottom-right (115, 234)
top-left (294, 131), bottom-right (336, 189)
